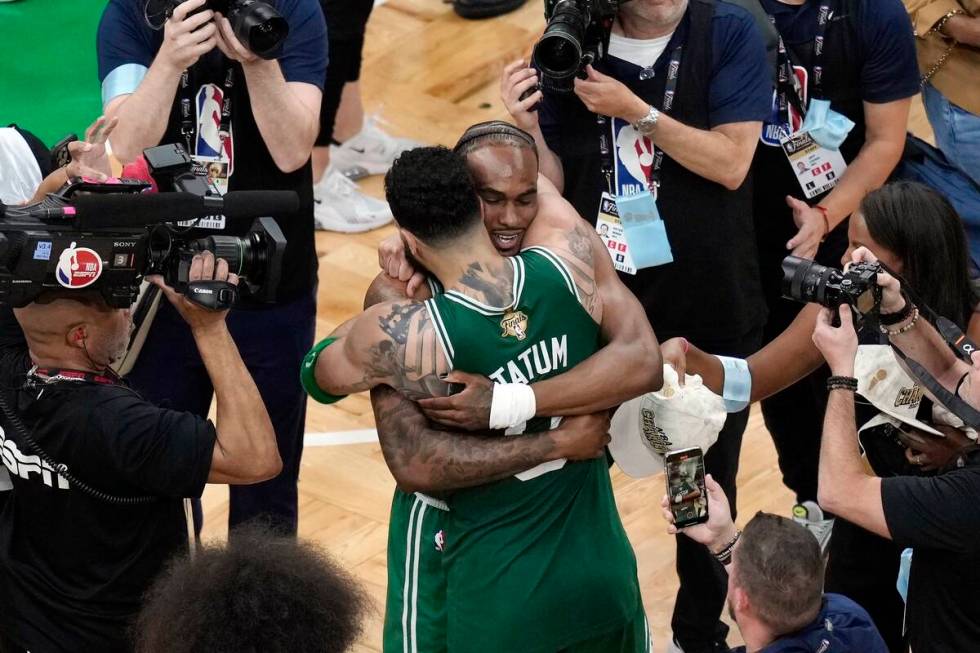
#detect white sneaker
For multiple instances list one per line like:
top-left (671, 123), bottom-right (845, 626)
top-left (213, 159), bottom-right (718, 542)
top-left (793, 500), bottom-right (835, 554)
top-left (313, 168), bottom-right (393, 233)
top-left (329, 117), bottom-right (425, 177)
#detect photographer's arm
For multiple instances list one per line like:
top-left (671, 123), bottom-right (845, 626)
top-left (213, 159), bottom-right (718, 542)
top-left (152, 253), bottom-right (280, 484)
top-left (102, 0), bottom-right (218, 164)
top-left (812, 305), bottom-right (890, 539)
top-left (501, 61), bottom-right (566, 191)
top-left (663, 304), bottom-right (825, 401)
top-left (214, 16), bottom-right (321, 173)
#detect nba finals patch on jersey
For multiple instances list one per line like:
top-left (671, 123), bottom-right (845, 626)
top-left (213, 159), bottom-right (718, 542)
top-left (500, 310), bottom-right (528, 341)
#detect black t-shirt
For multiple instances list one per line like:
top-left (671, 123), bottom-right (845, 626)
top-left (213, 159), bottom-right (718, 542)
top-left (0, 309), bottom-right (216, 652)
top-left (97, 0), bottom-right (328, 304)
top-left (881, 462), bottom-right (980, 652)
top-left (319, 0), bottom-right (374, 41)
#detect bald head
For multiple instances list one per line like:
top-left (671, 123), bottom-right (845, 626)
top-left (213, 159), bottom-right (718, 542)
top-left (14, 294), bottom-right (132, 372)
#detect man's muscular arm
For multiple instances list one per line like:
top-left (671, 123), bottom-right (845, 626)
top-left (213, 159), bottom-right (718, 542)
top-left (420, 181), bottom-right (662, 427)
top-left (364, 275), bottom-right (607, 494)
top-left (524, 183), bottom-right (663, 414)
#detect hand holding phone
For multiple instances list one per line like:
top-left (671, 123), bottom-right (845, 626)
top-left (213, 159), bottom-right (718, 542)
top-left (665, 447), bottom-right (709, 528)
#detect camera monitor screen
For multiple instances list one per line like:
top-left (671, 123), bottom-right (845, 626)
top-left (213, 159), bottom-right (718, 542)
top-left (665, 447), bottom-right (708, 528)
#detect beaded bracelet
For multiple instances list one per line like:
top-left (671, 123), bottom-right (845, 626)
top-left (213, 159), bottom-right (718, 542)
top-left (879, 294), bottom-right (914, 326)
top-left (880, 308), bottom-right (920, 336)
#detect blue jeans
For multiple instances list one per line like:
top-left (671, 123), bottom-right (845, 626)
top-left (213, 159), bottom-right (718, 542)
top-left (127, 290), bottom-right (317, 535)
top-left (923, 83), bottom-right (980, 187)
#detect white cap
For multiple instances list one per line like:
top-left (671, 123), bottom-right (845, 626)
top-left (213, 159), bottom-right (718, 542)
top-left (609, 365), bottom-right (727, 478)
top-left (855, 345), bottom-right (978, 439)
top-left (855, 345), bottom-right (943, 436)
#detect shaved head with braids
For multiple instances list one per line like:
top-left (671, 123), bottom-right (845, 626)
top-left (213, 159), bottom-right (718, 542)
top-left (454, 120), bottom-right (538, 160)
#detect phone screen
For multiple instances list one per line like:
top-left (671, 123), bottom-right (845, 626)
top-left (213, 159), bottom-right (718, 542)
top-left (665, 447), bottom-right (708, 528)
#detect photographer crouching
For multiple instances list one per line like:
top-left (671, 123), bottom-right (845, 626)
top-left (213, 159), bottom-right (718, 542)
top-left (0, 251), bottom-right (279, 653)
top-left (811, 247), bottom-right (980, 652)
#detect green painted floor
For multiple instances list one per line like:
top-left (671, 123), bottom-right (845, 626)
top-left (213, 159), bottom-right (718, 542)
top-left (0, 0), bottom-right (106, 146)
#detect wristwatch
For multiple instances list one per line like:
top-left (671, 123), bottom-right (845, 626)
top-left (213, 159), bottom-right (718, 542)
top-left (632, 105), bottom-right (660, 136)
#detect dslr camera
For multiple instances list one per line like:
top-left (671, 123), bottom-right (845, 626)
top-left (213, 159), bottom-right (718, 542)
top-left (145, 0), bottom-right (288, 59)
top-left (0, 143), bottom-right (289, 310)
top-left (781, 255), bottom-right (883, 328)
top-left (531, 0), bottom-right (624, 92)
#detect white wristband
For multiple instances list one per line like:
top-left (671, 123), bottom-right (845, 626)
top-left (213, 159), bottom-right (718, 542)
top-left (489, 383), bottom-right (537, 430)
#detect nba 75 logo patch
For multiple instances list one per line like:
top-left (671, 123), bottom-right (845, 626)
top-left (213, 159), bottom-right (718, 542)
top-left (500, 310), bottom-right (528, 341)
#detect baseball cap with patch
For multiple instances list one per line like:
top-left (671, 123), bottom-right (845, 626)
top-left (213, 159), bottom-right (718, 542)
top-left (855, 345), bottom-right (943, 436)
top-left (609, 365), bottom-right (727, 478)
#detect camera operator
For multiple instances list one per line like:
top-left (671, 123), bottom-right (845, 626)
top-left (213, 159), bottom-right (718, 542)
top-left (503, 2), bottom-right (772, 649)
top-left (0, 251), bottom-right (279, 653)
top-left (660, 477), bottom-right (889, 653)
top-left (96, 0), bottom-right (327, 534)
top-left (812, 280), bottom-right (980, 652)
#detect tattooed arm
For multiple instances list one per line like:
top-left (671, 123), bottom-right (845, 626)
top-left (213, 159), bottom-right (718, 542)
top-left (314, 293), bottom-right (449, 400)
top-left (521, 178), bottom-right (663, 416)
top-left (363, 274), bottom-right (609, 494)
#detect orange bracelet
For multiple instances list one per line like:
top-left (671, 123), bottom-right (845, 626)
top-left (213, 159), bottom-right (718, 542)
top-left (815, 205), bottom-right (832, 239)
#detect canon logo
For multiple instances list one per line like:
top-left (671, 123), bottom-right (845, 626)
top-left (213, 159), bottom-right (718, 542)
top-left (192, 288), bottom-right (214, 295)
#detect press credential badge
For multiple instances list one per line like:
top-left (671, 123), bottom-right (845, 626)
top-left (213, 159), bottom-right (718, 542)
top-left (595, 192), bottom-right (638, 275)
top-left (780, 130), bottom-right (847, 200)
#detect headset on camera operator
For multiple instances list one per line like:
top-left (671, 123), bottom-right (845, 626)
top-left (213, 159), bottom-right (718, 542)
top-left (0, 249), bottom-right (279, 653)
top-left (96, 0), bottom-right (327, 534)
top-left (812, 245), bottom-right (980, 653)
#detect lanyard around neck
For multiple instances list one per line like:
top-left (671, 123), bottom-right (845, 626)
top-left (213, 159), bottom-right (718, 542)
top-left (771, 1), bottom-right (833, 132)
top-left (598, 44), bottom-right (683, 195)
top-left (179, 63), bottom-right (236, 156)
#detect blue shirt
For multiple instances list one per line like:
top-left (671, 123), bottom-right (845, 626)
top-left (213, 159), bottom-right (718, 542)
top-left (734, 593), bottom-right (889, 653)
top-left (760, 0), bottom-right (919, 106)
top-left (539, 1), bottom-right (771, 199)
top-left (539, 0), bottom-right (772, 158)
top-left (97, 0), bottom-right (327, 107)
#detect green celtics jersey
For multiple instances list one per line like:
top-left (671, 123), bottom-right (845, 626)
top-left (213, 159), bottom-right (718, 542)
top-left (425, 247), bottom-right (641, 653)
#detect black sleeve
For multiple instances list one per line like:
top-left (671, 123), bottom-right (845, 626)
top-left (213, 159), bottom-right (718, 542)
top-left (881, 467), bottom-right (980, 555)
top-left (11, 125), bottom-right (53, 178)
top-left (85, 392), bottom-right (217, 498)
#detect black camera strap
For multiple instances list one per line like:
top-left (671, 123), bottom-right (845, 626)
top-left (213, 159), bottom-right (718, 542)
top-left (179, 64), bottom-right (236, 158)
top-left (185, 280), bottom-right (239, 310)
top-left (597, 44), bottom-right (683, 195)
top-left (769, 1), bottom-right (832, 136)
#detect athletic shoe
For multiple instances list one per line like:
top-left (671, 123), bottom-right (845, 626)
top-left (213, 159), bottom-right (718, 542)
top-left (793, 500), bottom-right (835, 554)
top-left (329, 117), bottom-right (424, 178)
top-left (453, 0), bottom-right (526, 19)
top-left (313, 168), bottom-right (392, 233)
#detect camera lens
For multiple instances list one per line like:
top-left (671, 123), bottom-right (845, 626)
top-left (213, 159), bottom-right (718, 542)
top-left (781, 255), bottom-right (841, 307)
top-left (533, 1), bottom-right (587, 79)
top-left (190, 232), bottom-right (268, 282)
top-left (229, 0), bottom-right (289, 59)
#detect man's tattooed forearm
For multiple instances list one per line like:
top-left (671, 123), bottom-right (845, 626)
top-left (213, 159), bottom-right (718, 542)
top-left (372, 386), bottom-right (557, 492)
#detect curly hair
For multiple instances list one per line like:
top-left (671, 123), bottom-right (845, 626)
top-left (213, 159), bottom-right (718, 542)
top-left (454, 120), bottom-right (538, 160)
top-left (134, 526), bottom-right (369, 653)
top-left (384, 146), bottom-right (481, 245)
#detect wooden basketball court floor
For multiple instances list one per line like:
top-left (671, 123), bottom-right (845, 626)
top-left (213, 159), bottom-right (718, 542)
top-left (198, 2), bottom-right (933, 649)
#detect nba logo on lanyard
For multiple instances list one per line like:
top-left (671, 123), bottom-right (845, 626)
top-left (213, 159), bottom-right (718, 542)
top-left (56, 242), bottom-right (103, 289)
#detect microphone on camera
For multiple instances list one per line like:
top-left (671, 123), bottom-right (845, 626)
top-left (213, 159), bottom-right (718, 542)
top-left (29, 190), bottom-right (300, 229)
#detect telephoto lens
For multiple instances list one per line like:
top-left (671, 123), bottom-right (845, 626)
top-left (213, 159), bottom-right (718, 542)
top-left (781, 255), bottom-right (841, 307)
top-left (533, 0), bottom-right (589, 82)
top-left (225, 0), bottom-right (289, 59)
